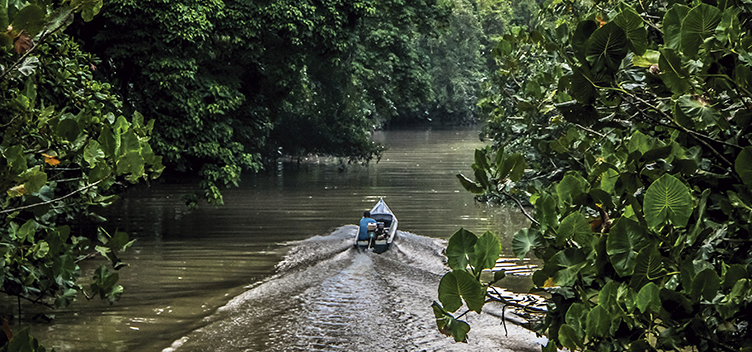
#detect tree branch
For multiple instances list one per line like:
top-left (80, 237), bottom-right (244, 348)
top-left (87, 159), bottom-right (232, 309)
top-left (0, 179), bottom-right (103, 214)
top-left (500, 190), bottom-right (540, 226)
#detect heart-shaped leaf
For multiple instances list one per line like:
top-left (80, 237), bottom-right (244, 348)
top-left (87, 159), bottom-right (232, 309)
top-left (446, 228), bottom-right (477, 271)
top-left (438, 270), bottom-right (485, 313)
top-left (473, 231), bottom-right (501, 271)
top-left (585, 22), bottom-right (629, 74)
top-left (512, 228), bottom-right (543, 259)
top-left (680, 3), bottom-right (722, 58)
top-left (644, 174), bottom-right (693, 229)
top-left (607, 217), bottom-right (654, 277)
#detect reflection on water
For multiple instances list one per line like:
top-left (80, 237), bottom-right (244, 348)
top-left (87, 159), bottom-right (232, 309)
top-left (11, 127), bottom-right (536, 351)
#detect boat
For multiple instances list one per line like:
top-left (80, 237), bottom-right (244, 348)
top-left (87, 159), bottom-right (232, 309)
top-left (355, 198), bottom-right (398, 253)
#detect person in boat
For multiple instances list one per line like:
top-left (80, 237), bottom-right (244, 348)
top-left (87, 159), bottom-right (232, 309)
top-left (359, 211), bottom-right (377, 244)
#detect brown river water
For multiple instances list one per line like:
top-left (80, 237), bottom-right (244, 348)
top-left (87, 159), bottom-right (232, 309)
top-left (8, 127), bottom-right (545, 351)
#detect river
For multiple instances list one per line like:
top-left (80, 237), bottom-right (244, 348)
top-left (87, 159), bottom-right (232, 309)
top-left (18, 127), bottom-right (543, 351)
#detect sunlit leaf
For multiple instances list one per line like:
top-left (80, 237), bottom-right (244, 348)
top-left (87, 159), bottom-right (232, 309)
top-left (512, 228), bottom-right (543, 259)
top-left (438, 270), bottom-right (485, 313)
top-left (22, 167), bottom-right (47, 194)
top-left (446, 228), bottom-right (477, 271)
top-left (7, 184), bottom-right (26, 197)
top-left (473, 231), bottom-right (501, 271)
top-left (456, 174), bottom-right (483, 194)
top-left (644, 174), bottom-right (693, 228)
top-left (432, 301), bottom-right (470, 343)
top-left (633, 49), bottom-right (660, 67)
top-left (675, 95), bottom-right (724, 130)
top-left (556, 212), bottom-right (591, 246)
top-left (84, 140), bottom-right (105, 168)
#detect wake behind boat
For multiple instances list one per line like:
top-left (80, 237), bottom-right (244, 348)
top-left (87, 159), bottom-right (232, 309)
top-left (355, 198), bottom-right (398, 253)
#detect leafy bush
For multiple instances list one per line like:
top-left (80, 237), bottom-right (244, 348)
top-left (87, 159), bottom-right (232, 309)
top-left (435, 0), bottom-right (752, 351)
top-left (1, 0), bottom-right (161, 337)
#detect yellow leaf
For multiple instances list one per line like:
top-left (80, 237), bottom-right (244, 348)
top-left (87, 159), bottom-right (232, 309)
top-left (543, 277), bottom-right (556, 288)
top-left (42, 153), bottom-right (60, 166)
top-left (596, 14), bottom-right (607, 28)
top-left (7, 184), bottom-right (26, 197)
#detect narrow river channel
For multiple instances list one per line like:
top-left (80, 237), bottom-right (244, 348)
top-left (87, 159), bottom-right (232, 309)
top-left (18, 127), bottom-right (543, 351)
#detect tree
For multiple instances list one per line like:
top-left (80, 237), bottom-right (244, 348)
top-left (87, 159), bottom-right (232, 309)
top-left (436, 0), bottom-right (752, 351)
top-left (1, 0), bottom-right (162, 348)
top-left (73, 0), bottom-right (451, 203)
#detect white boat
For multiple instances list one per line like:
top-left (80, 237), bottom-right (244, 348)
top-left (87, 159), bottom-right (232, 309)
top-left (355, 198), bottom-right (398, 253)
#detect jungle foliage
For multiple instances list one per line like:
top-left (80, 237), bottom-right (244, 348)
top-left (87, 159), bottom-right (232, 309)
top-left (1, 0), bottom-right (162, 349)
top-left (436, 0), bottom-right (752, 351)
top-left (69, 0), bottom-right (460, 204)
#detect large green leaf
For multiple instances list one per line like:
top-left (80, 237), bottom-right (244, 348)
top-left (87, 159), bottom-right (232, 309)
top-left (735, 146), bottom-right (752, 187)
top-left (499, 153), bottom-right (526, 182)
top-left (98, 126), bottom-right (119, 158)
top-left (636, 282), bottom-right (661, 314)
top-left (643, 174), bottom-right (693, 229)
top-left (473, 231), bottom-right (501, 271)
top-left (11, 5), bottom-right (46, 37)
top-left (690, 268), bottom-right (720, 302)
top-left (681, 4), bottom-right (722, 58)
top-left (565, 302), bottom-right (588, 334)
top-left (607, 218), bottom-right (654, 277)
top-left (674, 94), bottom-right (724, 130)
top-left (614, 7), bottom-right (647, 55)
top-left (456, 174), bottom-right (483, 194)
top-left (535, 192), bottom-right (558, 232)
top-left (559, 324), bottom-right (584, 351)
top-left (586, 304), bottom-right (612, 338)
top-left (20, 166), bottom-right (47, 194)
top-left (569, 67), bottom-right (598, 104)
top-left (585, 22), bottom-right (629, 74)
top-left (511, 228), bottom-right (542, 259)
top-left (446, 228), bottom-right (477, 271)
top-left (663, 4), bottom-right (691, 50)
top-left (550, 247), bottom-right (588, 286)
top-left (630, 245), bottom-right (665, 289)
top-left (438, 271), bottom-right (485, 313)
top-left (432, 301), bottom-right (471, 343)
top-left (57, 118), bottom-right (81, 142)
top-left (84, 140), bottom-right (106, 168)
top-left (556, 173), bottom-right (587, 205)
top-left (572, 20), bottom-right (598, 62)
top-left (659, 48), bottom-right (692, 95)
top-left (556, 212), bottom-right (591, 246)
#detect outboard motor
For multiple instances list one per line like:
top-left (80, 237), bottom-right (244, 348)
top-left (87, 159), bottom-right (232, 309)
top-left (376, 222), bottom-right (385, 239)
